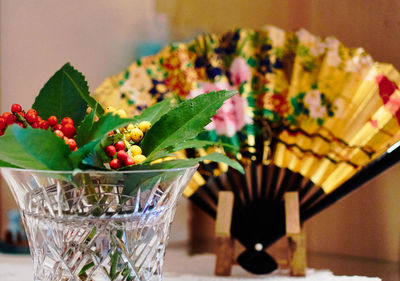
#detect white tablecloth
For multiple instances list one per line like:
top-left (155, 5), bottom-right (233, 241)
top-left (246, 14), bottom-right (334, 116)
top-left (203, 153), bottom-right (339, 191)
top-left (0, 249), bottom-right (381, 281)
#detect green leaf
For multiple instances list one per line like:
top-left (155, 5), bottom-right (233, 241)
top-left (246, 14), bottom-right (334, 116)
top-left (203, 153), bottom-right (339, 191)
top-left (0, 125), bottom-right (72, 170)
top-left (145, 139), bottom-right (238, 163)
top-left (141, 90), bottom-right (236, 159)
top-left (127, 152), bottom-right (243, 174)
top-left (69, 141), bottom-right (99, 168)
top-left (86, 113), bottom-right (130, 143)
top-left (0, 159), bottom-right (20, 168)
top-left (171, 139), bottom-right (237, 151)
top-left (63, 69), bottom-right (105, 117)
top-left (132, 98), bottom-right (172, 124)
top-left (197, 152), bottom-right (244, 174)
top-left (80, 145), bottom-right (109, 170)
top-left (75, 104), bottom-right (97, 146)
top-left (32, 63), bottom-right (92, 126)
top-left (125, 159), bottom-right (198, 171)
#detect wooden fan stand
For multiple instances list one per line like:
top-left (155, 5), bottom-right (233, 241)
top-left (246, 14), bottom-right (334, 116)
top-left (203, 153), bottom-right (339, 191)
top-left (214, 191), bottom-right (307, 276)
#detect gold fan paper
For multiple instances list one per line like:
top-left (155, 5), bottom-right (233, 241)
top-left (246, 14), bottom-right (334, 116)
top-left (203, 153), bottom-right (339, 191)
top-left (94, 26), bottom-right (400, 195)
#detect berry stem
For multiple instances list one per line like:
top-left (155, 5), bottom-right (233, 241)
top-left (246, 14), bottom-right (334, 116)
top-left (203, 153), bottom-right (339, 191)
top-left (80, 174), bottom-right (99, 204)
top-left (15, 113), bottom-right (30, 128)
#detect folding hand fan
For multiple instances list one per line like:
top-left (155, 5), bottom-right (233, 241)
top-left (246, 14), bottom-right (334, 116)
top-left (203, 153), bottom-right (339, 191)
top-left (93, 26), bottom-right (400, 274)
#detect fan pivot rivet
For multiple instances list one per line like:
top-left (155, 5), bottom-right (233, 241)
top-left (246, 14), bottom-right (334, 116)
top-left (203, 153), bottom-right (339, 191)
top-left (254, 243), bottom-right (263, 251)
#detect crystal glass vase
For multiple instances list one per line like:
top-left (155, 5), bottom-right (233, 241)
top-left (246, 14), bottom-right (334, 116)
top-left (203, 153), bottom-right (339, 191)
top-left (1, 166), bottom-right (197, 281)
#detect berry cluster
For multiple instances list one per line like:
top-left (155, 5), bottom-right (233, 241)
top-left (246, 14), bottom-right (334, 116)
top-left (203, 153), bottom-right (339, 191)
top-left (104, 107), bottom-right (151, 170)
top-left (0, 104), bottom-right (77, 151)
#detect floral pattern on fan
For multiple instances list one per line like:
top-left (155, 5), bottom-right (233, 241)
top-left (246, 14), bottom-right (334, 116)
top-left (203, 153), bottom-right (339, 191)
top-left (93, 26), bottom-right (400, 188)
top-left (94, 27), bottom-right (400, 168)
top-left (94, 27), bottom-right (376, 135)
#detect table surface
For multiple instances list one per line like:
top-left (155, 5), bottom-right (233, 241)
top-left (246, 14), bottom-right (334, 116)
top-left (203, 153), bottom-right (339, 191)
top-left (0, 247), bottom-right (389, 281)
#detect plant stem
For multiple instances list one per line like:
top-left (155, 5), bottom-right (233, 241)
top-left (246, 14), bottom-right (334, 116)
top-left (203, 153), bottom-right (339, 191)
top-left (110, 230), bottom-right (124, 279)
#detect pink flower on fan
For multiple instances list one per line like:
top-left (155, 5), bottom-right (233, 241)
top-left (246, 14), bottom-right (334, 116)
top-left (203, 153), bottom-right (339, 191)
top-left (230, 57), bottom-right (252, 86)
top-left (309, 105), bottom-right (327, 119)
top-left (304, 90), bottom-right (321, 107)
top-left (188, 81), bottom-right (252, 137)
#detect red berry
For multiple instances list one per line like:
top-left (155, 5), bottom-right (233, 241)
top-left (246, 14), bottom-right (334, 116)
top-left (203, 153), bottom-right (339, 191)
top-left (115, 141), bottom-right (125, 151)
top-left (54, 130), bottom-right (64, 138)
top-left (62, 123), bottom-right (76, 138)
top-left (0, 117), bottom-right (6, 130)
top-left (40, 121), bottom-right (49, 130)
top-left (25, 110), bottom-right (37, 124)
top-left (66, 139), bottom-right (77, 151)
top-left (11, 104), bottom-right (22, 113)
top-left (37, 116), bottom-right (43, 122)
top-left (110, 159), bottom-right (121, 170)
top-left (2, 112), bottom-right (11, 119)
top-left (117, 150), bottom-right (129, 164)
top-left (6, 114), bottom-right (17, 125)
top-left (16, 122), bottom-right (25, 128)
top-left (54, 124), bottom-right (62, 131)
top-left (26, 114), bottom-right (37, 124)
top-left (61, 117), bottom-right (74, 126)
top-left (108, 131), bottom-right (114, 136)
top-left (31, 122), bottom-right (40, 129)
top-left (125, 157), bottom-right (135, 166)
top-left (26, 109), bottom-right (37, 116)
top-left (105, 145), bottom-right (116, 157)
top-left (47, 116), bottom-right (58, 126)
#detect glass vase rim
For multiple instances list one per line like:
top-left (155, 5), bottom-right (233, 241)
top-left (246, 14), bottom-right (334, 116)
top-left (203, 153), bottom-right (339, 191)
top-left (0, 164), bottom-right (199, 174)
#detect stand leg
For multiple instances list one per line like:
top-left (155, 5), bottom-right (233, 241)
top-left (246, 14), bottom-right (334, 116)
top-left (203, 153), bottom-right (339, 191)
top-left (215, 237), bottom-right (234, 276)
top-left (287, 228), bottom-right (307, 276)
top-left (285, 191), bottom-right (307, 276)
top-left (214, 191), bottom-right (234, 276)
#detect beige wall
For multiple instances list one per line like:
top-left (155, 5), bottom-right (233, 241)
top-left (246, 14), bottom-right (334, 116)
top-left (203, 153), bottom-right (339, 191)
top-left (158, 0), bottom-right (400, 68)
top-left (157, 0), bottom-right (400, 262)
top-left (0, 0), bottom-right (155, 111)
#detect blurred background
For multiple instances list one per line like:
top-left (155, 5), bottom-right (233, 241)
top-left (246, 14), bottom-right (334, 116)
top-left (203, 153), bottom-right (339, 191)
top-left (0, 0), bottom-right (399, 275)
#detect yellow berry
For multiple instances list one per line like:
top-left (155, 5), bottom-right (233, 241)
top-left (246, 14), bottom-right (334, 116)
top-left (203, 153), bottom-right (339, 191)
top-left (124, 133), bottom-right (132, 141)
top-left (138, 121), bottom-right (151, 133)
top-left (130, 145), bottom-right (142, 156)
top-left (130, 128), bottom-right (143, 143)
top-left (162, 156), bottom-right (176, 162)
top-left (115, 109), bottom-right (127, 118)
top-left (150, 159), bottom-right (163, 164)
top-left (126, 124), bottom-right (135, 131)
top-left (132, 154), bottom-right (146, 164)
top-left (105, 106), bottom-right (116, 115)
top-left (119, 127), bottom-right (125, 133)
